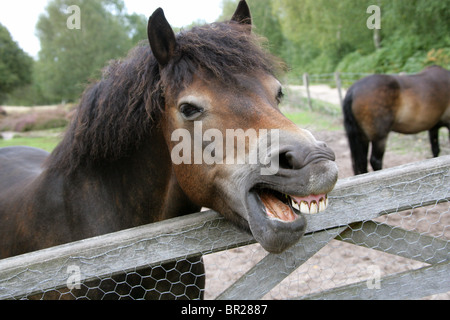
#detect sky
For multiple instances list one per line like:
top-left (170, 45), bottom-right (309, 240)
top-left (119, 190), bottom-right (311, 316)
top-left (0, 0), bottom-right (224, 58)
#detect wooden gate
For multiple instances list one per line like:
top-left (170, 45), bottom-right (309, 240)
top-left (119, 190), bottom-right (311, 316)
top-left (0, 156), bottom-right (449, 299)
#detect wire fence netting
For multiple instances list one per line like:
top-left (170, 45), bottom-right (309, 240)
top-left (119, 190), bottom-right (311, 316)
top-left (0, 157), bottom-right (448, 300)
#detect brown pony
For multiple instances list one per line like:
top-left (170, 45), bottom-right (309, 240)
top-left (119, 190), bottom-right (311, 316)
top-left (0, 1), bottom-right (338, 299)
top-left (343, 65), bottom-right (450, 175)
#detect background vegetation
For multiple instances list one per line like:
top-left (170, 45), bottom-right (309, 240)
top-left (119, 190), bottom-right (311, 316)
top-left (1, 0), bottom-right (449, 106)
top-left (228, 0), bottom-right (450, 77)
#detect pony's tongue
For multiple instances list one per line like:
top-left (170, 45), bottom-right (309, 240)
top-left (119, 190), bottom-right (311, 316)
top-left (259, 191), bottom-right (297, 221)
top-left (259, 191), bottom-right (329, 220)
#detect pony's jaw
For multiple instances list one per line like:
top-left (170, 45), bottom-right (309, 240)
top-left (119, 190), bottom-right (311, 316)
top-left (213, 155), bottom-right (337, 254)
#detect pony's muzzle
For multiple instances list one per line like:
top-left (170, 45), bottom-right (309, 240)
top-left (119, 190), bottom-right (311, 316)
top-left (268, 135), bottom-right (336, 171)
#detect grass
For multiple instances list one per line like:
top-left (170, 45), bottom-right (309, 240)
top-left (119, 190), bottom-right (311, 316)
top-left (284, 110), bottom-right (342, 132)
top-left (0, 130), bottom-right (63, 152)
top-left (0, 136), bottom-right (61, 152)
top-left (280, 85), bottom-right (343, 132)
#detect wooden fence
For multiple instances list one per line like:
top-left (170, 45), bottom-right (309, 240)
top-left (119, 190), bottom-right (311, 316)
top-left (302, 72), bottom-right (351, 108)
top-left (0, 156), bottom-right (449, 300)
top-left (300, 71), bottom-right (412, 108)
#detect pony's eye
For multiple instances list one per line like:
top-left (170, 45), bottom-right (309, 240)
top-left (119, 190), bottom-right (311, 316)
top-left (179, 103), bottom-right (204, 120)
top-left (276, 88), bottom-right (284, 104)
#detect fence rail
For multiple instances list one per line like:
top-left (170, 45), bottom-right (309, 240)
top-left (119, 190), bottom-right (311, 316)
top-left (298, 71), bottom-right (410, 108)
top-left (0, 155), bottom-right (449, 300)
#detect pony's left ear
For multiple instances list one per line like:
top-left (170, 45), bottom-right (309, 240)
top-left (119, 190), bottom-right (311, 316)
top-left (231, 0), bottom-right (252, 27)
top-left (148, 8), bottom-right (177, 67)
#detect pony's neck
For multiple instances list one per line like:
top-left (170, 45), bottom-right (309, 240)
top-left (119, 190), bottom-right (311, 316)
top-left (51, 125), bottom-right (200, 231)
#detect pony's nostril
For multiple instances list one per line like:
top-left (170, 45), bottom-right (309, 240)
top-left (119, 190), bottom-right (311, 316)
top-left (318, 141), bottom-right (328, 148)
top-left (278, 152), bottom-right (289, 170)
top-left (277, 145), bottom-right (335, 171)
top-left (279, 151), bottom-right (304, 170)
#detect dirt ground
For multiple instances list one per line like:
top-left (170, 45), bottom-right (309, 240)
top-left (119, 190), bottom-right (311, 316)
top-left (203, 85), bottom-right (450, 300)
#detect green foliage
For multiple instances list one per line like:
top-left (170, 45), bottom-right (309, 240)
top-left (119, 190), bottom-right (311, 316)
top-left (273, 0), bottom-right (450, 75)
top-left (10, 0), bottom-right (450, 106)
top-left (219, 0), bottom-right (284, 57)
top-left (0, 24), bottom-right (33, 104)
top-left (35, 0), bottom-right (146, 103)
top-left (274, 0), bottom-right (376, 73)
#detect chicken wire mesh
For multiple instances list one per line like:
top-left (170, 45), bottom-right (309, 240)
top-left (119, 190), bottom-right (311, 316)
top-left (0, 156), bottom-right (449, 300)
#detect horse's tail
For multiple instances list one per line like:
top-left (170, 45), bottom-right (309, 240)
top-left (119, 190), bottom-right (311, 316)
top-left (342, 87), bottom-right (368, 174)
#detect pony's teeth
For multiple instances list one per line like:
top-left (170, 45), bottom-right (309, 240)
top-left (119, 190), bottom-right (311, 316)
top-left (319, 198), bottom-right (326, 212)
top-left (300, 201), bottom-right (309, 214)
top-left (310, 201), bottom-right (318, 214)
top-left (290, 194), bottom-right (329, 215)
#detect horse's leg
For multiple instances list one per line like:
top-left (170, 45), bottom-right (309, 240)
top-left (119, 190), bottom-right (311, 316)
top-left (350, 136), bottom-right (369, 175)
top-left (428, 123), bottom-right (441, 157)
top-left (370, 137), bottom-right (387, 171)
top-left (444, 123), bottom-right (450, 154)
top-left (446, 123), bottom-right (450, 146)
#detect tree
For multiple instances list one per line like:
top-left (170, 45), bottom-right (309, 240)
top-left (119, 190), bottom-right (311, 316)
top-left (35, 0), bottom-right (137, 103)
top-left (274, 0), bottom-right (378, 72)
top-left (0, 24), bottom-right (33, 104)
top-left (125, 13), bottom-right (148, 46)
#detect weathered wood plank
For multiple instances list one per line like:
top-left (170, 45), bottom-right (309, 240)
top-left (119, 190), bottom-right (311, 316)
top-left (0, 156), bottom-right (448, 299)
top-left (297, 260), bottom-right (450, 300)
top-left (0, 211), bottom-right (253, 299)
top-left (307, 155), bottom-right (450, 233)
top-left (216, 226), bottom-right (347, 300)
top-left (337, 221), bottom-right (449, 265)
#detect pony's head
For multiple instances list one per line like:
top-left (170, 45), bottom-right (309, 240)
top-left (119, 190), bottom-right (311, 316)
top-left (150, 1), bottom-right (338, 253)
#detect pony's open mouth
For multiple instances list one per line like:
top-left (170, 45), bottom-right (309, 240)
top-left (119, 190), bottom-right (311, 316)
top-left (256, 188), bottom-right (329, 222)
top-left (245, 187), bottom-right (330, 253)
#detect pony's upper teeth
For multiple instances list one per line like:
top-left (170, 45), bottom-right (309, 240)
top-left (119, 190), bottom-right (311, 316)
top-left (291, 195), bottom-right (328, 215)
top-left (319, 199), bottom-right (327, 212)
top-left (300, 201), bottom-right (309, 214)
top-left (310, 202), bottom-right (318, 214)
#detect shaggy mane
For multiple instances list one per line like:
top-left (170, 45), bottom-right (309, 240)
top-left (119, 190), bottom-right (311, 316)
top-left (46, 21), bottom-right (284, 175)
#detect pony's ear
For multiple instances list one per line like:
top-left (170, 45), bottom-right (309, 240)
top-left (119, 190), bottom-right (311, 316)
top-left (148, 8), bottom-right (177, 67)
top-left (231, 0), bottom-right (252, 27)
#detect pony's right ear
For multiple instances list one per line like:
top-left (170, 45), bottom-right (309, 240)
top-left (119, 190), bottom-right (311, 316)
top-left (148, 8), bottom-right (177, 67)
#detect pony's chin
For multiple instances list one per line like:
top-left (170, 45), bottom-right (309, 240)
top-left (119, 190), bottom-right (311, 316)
top-left (245, 190), bottom-right (305, 254)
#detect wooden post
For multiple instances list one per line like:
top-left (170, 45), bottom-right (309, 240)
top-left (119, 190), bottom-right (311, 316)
top-left (334, 72), bottom-right (343, 107)
top-left (303, 73), bottom-right (312, 110)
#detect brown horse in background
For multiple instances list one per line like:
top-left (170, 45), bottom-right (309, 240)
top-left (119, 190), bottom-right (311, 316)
top-left (343, 65), bottom-right (450, 175)
top-left (0, 1), bottom-right (337, 299)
